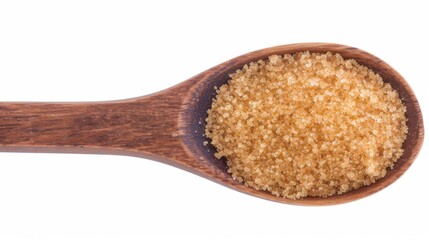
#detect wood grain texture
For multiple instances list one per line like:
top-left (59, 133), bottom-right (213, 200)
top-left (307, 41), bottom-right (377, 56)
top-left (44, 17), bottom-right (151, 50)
top-left (0, 43), bottom-right (424, 205)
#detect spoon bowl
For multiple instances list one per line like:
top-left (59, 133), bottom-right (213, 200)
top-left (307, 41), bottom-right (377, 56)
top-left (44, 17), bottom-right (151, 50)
top-left (0, 43), bottom-right (424, 205)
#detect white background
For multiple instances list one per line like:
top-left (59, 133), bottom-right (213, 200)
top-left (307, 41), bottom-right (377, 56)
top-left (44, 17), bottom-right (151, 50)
top-left (0, 1), bottom-right (427, 239)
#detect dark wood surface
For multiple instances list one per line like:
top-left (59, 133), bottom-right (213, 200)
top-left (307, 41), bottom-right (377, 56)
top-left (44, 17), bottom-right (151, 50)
top-left (0, 43), bottom-right (424, 205)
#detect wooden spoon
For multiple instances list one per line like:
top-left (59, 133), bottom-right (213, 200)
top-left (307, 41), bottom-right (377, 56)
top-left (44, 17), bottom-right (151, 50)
top-left (0, 43), bottom-right (424, 205)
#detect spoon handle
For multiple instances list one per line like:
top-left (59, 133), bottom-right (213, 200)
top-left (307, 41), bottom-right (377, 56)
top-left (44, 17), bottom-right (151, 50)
top-left (0, 96), bottom-right (184, 159)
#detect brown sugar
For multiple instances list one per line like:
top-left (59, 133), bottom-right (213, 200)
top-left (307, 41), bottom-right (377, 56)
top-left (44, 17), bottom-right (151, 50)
top-left (205, 52), bottom-right (408, 199)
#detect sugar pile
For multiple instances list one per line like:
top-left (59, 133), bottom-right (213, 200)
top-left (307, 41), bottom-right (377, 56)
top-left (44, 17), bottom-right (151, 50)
top-left (205, 52), bottom-right (407, 199)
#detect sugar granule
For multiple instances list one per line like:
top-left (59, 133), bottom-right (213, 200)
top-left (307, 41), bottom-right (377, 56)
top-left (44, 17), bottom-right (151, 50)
top-left (205, 51), bottom-right (408, 199)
